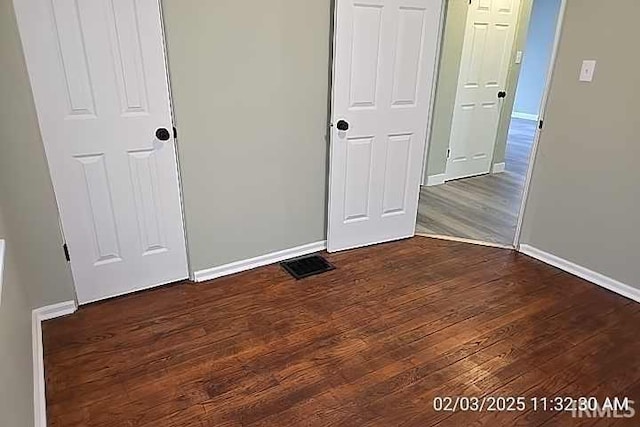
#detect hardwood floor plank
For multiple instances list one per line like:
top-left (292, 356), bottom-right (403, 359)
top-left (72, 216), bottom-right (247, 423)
top-left (43, 237), bottom-right (640, 426)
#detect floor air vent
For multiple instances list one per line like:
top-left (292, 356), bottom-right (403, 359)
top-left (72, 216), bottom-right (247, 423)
top-left (280, 255), bottom-right (335, 280)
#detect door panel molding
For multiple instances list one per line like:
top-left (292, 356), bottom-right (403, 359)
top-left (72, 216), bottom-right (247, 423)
top-left (13, 0), bottom-right (188, 304)
top-left (328, 0), bottom-right (444, 252)
top-left (445, 0), bottom-right (522, 181)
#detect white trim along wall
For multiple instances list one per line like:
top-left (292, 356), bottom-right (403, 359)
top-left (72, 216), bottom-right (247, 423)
top-left (519, 245), bottom-right (640, 304)
top-left (193, 240), bottom-right (327, 282)
top-left (425, 173), bottom-right (446, 187)
top-left (491, 162), bottom-right (506, 174)
top-left (32, 301), bottom-right (77, 427)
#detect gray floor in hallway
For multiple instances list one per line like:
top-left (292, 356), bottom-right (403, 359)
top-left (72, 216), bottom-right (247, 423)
top-left (416, 118), bottom-right (536, 245)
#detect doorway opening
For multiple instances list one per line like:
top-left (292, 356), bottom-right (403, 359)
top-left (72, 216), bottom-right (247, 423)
top-left (417, 0), bottom-right (563, 246)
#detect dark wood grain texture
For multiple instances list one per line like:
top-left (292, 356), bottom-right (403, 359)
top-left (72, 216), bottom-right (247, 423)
top-left (43, 237), bottom-right (640, 426)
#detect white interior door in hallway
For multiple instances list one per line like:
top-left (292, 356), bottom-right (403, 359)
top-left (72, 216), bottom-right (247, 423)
top-left (445, 0), bottom-right (521, 181)
top-left (13, 0), bottom-right (188, 304)
top-left (328, 0), bottom-right (443, 252)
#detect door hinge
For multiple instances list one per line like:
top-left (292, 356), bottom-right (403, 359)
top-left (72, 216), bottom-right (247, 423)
top-left (538, 119), bottom-right (544, 130)
top-left (63, 243), bottom-right (70, 262)
top-left (447, 148), bottom-right (451, 159)
top-left (173, 126), bottom-right (178, 139)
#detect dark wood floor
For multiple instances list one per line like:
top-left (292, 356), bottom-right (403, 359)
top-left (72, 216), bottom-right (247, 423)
top-left (417, 118), bottom-right (536, 244)
top-left (43, 237), bottom-right (640, 426)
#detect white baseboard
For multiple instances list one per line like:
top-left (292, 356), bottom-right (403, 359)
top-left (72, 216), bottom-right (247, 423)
top-left (491, 162), bottom-right (506, 174)
top-left (33, 300), bottom-right (77, 321)
top-left (519, 244), bottom-right (640, 303)
top-left (193, 240), bottom-right (327, 282)
top-left (32, 301), bottom-right (77, 427)
top-left (512, 111), bottom-right (539, 121)
top-left (426, 173), bottom-right (446, 187)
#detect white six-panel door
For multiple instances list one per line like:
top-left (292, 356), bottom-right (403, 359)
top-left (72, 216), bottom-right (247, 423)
top-left (445, 0), bottom-right (521, 181)
top-left (13, 0), bottom-right (188, 303)
top-left (328, 0), bottom-right (443, 252)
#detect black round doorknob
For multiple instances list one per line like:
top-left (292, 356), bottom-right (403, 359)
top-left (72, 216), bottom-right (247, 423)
top-left (497, 91), bottom-right (507, 99)
top-left (336, 120), bottom-right (349, 131)
top-left (155, 128), bottom-right (171, 141)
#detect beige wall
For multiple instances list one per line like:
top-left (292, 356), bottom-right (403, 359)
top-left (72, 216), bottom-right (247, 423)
top-left (0, 0), bottom-right (75, 308)
top-left (0, 1), bottom-right (68, 422)
top-left (2, 0), bottom-right (333, 300)
top-left (425, 0), bottom-right (468, 177)
top-left (3, 0), bottom-right (638, 303)
top-left (161, 0), bottom-right (332, 271)
top-left (0, 209), bottom-right (35, 427)
top-left (521, 0), bottom-right (640, 288)
top-left (425, 0), bottom-right (533, 178)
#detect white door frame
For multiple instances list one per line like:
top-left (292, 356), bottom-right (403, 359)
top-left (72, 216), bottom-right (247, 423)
top-left (420, 3), bottom-right (448, 186)
top-left (415, 0), bottom-right (568, 249)
top-left (513, 0), bottom-right (568, 248)
top-left (157, 2), bottom-right (193, 280)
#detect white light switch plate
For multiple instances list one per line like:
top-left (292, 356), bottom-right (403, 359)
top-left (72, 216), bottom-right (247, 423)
top-left (579, 60), bottom-right (597, 82)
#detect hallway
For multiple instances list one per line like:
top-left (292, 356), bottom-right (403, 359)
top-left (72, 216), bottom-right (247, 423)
top-left (416, 118), bottom-right (537, 244)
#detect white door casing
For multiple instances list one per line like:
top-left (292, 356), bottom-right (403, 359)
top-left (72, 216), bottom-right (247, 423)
top-left (328, 0), bottom-right (443, 252)
top-left (13, 0), bottom-right (188, 304)
top-left (445, 0), bottom-right (521, 181)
